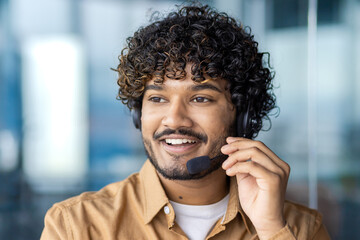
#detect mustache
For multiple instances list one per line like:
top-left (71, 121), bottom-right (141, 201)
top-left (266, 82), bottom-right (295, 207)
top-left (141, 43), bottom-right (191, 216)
top-left (153, 128), bottom-right (208, 144)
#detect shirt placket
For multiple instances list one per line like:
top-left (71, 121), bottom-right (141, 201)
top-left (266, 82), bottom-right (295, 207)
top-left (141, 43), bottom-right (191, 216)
top-left (163, 204), bottom-right (175, 229)
top-left (205, 217), bottom-right (226, 240)
top-left (163, 203), bottom-right (189, 239)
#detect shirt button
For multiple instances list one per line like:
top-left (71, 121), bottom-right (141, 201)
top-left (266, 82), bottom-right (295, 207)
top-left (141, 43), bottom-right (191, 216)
top-left (164, 206), bottom-right (170, 215)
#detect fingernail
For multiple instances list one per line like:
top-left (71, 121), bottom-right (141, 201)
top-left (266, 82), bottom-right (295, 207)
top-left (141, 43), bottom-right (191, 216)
top-left (226, 137), bottom-right (237, 143)
top-left (221, 144), bottom-right (230, 150)
top-left (222, 160), bottom-right (228, 169)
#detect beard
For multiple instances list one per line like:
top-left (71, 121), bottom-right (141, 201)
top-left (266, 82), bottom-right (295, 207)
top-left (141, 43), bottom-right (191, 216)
top-left (142, 125), bottom-right (235, 180)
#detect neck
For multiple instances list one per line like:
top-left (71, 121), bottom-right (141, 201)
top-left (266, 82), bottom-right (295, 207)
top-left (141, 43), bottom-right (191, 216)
top-left (158, 168), bottom-right (229, 205)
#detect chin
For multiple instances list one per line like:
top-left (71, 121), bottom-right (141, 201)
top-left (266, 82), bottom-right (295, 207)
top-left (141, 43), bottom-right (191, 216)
top-left (147, 152), bottom-right (223, 180)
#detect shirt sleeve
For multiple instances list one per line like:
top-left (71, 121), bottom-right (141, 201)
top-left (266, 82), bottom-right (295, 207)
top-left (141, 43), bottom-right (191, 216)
top-left (40, 205), bottom-right (71, 240)
top-left (311, 223), bottom-right (331, 240)
top-left (267, 221), bottom-right (331, 240)
top-left (267, 223), bottom-right (296, 240)
top-left (308, 209), bottom-right (331, 240)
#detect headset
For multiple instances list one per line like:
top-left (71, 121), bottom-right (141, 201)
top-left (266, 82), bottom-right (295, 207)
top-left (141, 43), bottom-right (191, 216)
top-left (131, 100), bottom-right (254, 174)
top-left (132, 106), bottom-right (142, 130)
top-left (131, 102), bottom-right (254, 138)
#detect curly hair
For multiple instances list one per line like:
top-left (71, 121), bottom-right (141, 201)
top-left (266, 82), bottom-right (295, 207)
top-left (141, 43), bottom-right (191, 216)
top-left (114, 4), bottom-right (276, 138)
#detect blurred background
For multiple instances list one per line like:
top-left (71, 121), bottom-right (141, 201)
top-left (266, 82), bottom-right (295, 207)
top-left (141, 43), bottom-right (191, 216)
top-left (0, 0), bottom-right (359, 239)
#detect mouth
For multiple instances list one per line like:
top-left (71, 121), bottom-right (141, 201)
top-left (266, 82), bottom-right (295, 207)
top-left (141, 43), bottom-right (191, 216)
top-left (164, 138), bottom-right (197, 145)
top-left (159, 136), bottom-right (201, 154)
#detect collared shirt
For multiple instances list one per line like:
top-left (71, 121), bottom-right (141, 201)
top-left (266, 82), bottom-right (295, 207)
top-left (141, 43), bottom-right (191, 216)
top-left (41, 160), bottom-right (330, 240)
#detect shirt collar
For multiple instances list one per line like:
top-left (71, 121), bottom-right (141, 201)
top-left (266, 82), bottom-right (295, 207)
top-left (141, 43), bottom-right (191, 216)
top-left (139, 159), bottom-right (254, 234)
top-left (223, 176), bottom-right (254, 235)
top-left (140, 160), bottom-right (169, 224)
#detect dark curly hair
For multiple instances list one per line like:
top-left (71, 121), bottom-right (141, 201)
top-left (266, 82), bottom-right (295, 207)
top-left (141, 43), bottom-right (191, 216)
top-left (114, 4), bottom-right (276, 138)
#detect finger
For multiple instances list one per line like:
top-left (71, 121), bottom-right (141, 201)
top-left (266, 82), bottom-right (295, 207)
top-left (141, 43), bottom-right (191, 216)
top-left (226, 161), bottom-right (282, 189)
top-left (222, 147), bottom-right (283, 176)
top-left (226, 136), bottom-right (245, 144)
top-left (225, 138), bottom-right (279, 162)
top-left (221, 141), bottom-right (245, 155)
top-left (221, 137), bottom-right (250, 155)
top-left (223, 138), bottom-right (290, 175)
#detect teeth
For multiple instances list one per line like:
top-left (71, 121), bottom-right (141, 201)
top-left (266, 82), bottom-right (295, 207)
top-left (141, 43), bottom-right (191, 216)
top-left (165, 139), bottom-right (196, 145)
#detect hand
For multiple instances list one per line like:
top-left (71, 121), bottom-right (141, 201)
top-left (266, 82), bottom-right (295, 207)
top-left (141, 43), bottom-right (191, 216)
top-left (221, 137), bottom-right (290, 240)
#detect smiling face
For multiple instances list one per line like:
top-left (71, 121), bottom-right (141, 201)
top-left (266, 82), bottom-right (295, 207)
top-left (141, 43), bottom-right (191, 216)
top-left (141, 66), bottom-right (236, 180)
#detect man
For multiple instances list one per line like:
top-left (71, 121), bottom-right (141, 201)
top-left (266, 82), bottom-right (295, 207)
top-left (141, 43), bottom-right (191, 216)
top-left (41, 4), bottom-right (330, 240)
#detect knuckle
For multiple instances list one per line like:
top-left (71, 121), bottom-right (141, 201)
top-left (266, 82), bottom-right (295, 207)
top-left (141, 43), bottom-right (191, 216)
top-left (254, 140), bottom-right (265, 149)
top-left (277, 168), bottom-right (286, 178)
top-left (283, 162), bottom-right (291, 175)
top-left (248, 147), bottom-right (261, 158)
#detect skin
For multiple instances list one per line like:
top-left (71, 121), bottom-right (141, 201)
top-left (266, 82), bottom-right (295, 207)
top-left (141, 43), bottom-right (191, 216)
top-left (141, 64), bottom-right (290, 239)
top-left (221, 137), bottom-right (290, 239)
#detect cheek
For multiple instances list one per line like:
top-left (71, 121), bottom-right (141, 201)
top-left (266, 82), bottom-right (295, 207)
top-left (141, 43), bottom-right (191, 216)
top-left (141, 103), bottom-right (168, 139)
top-left (216, 102), bottom-right (236, 124)
top-left (197, 105), bottom-right (236, 136)
top-left (141, 108), bottom-right (158, 136)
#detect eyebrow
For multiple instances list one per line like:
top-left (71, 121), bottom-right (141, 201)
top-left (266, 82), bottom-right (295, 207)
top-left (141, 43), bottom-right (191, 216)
top-left (144, 85), bottom-right (163, 91)
top-left (144, 82), bottom-right (223, 93)
top-left (189, 83), bottom-right (223, 93)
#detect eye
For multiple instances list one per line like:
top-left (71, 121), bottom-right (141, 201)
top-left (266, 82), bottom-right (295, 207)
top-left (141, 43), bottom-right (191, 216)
top-left (192, 97), bottom-right (211, 103)
top-left (149, 97), bottom-right (166, 103)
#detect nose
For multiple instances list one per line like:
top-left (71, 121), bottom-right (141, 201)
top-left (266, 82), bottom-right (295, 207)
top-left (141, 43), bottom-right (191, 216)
top-left (161, 98), bottom-right (193, 129)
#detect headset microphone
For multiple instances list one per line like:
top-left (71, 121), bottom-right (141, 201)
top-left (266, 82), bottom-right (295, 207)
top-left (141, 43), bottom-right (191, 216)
top-left (186, 156), bottom-right (211, 175)
top-left (186, 155), bottom-right (227, 175)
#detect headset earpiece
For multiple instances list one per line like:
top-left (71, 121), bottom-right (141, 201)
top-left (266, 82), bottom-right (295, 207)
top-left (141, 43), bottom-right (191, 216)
top-left (237, 103), bottom-right (253, 139)
top-left (132, 108), bottom-right (141, 129)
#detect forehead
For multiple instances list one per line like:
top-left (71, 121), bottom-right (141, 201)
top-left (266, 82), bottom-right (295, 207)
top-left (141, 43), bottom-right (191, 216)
top-left (145, 69), bottom-right (229, 92)
top-left (145, 78), bottom-right (228, 91)
top-left (145, 63), bottom-right (229, 91)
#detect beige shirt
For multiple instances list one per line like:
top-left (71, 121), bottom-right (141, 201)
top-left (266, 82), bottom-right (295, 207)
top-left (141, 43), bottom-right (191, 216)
top-left (41, 160), bottom-right (330, 240)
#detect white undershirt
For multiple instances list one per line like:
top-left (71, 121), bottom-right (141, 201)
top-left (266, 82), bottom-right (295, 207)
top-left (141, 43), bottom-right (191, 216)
top-left (170, 194), bottom-right (229, 240)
